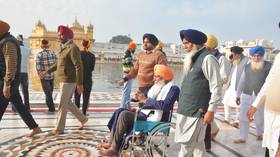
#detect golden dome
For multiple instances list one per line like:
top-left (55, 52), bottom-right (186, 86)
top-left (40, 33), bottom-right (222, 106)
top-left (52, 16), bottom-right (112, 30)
top-left (68, 18), bottom-right (84, 32)
top-left (87, 23), bottom-right (94, 29)
top-left (35, 20), bottom-right (47, 31)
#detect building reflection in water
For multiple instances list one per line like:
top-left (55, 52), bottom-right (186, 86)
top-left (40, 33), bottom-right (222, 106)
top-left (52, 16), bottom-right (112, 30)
top-left (28, 57), bottom-right (184, 92)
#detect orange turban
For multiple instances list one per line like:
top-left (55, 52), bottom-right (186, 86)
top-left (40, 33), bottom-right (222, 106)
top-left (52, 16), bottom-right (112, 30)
top-left (57, 25), bottom-right (74, 39)
top-left (128, 42), bottom-right (137, 49)
top-left (154, 64), bottom-right (173, 81)
top-left (0, 20), bottom-right (10, 34)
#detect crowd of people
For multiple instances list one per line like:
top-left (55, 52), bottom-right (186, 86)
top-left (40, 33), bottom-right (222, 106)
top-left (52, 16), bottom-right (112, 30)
top-left (0, 19), bottom-right (280, 157)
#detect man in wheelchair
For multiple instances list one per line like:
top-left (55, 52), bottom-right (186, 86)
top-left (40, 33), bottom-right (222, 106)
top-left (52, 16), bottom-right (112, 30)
top-left (99, 64), bottom-right (180, 156)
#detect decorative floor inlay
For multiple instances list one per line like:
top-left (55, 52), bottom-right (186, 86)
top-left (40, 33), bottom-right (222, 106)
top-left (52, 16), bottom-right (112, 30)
top-left (0, 129), bottom-right (109, 157)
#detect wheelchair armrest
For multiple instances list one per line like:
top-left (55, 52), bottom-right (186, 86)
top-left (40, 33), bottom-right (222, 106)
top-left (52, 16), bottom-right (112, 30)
top-left (140, 109), bottom-right (163, 122)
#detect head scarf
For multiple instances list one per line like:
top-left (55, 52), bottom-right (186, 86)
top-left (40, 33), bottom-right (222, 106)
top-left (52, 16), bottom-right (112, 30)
top-left (143, 33), bottom-right (159, 46)
top-left (180, 29), bottom-right (207, 45)
top-left (0, 20), bottom-right (10, 34)
top-left (205, 33), bottom-right (218, 49)
top-left (57, 25), bottom-right (74, 39)
top-left (156, 40), bottom-right (164, 49)
top-left (230, 46), bottom-right (244, 54)
top-left (154, 64), bottom-right (173, 81)
top-left (249, 45), bottom-right (265, 56)
top-left (128, 41), bottom-right (137, 49)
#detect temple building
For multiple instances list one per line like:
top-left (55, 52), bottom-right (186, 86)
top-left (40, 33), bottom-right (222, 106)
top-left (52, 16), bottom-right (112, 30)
top-left (29, 18), bottom-right (94, 53)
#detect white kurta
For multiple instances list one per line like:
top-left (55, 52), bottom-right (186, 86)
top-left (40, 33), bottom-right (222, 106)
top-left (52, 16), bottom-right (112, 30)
top-left (252, 53), bottom-right (280, 156)
top-left (222, 66), bottom-right (238, 108)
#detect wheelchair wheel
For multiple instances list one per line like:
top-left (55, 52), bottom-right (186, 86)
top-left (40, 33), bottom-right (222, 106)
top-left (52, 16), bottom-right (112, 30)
top-left (145, 122), bottom-right (175, 157)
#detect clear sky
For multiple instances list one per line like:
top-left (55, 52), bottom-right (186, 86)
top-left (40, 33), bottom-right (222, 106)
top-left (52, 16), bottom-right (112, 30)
top-left (1, 0), bottom-right (280, 47)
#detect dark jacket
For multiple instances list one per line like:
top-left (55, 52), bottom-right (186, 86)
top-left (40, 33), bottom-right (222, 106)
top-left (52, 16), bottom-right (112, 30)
top-left (48, 40), bottom-right (83, 85)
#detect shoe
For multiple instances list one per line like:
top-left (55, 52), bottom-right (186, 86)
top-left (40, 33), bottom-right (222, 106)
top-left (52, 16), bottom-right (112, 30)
top-left (78, 117), bottom-right (88, 130)
top-left (233, 139), bottom-right (246, 144)
top-left (211, 128), bottom-right (219, 141)
top-left (26, 127), bottom-right (42, 137)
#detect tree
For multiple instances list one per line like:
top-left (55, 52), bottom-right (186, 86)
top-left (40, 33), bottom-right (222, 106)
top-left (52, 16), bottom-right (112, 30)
top-left (109, 35), bottom-right (132, 44)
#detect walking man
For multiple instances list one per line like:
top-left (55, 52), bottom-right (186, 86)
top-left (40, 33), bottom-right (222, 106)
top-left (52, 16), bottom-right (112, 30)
top-left (0, 20), bottom-right (41, 137)
top-left (234, 46), bottom-right (271, 144)
top-left (222, 46), bottom-right (249, 128)
top-left (41, 25), bottom-right (88, 135)
top-left (35, 39), bottom-right (57, 112)
top-left (16, 34), bottom-right (30, 110)
top-left (74, 39), bottom-right (95, 115)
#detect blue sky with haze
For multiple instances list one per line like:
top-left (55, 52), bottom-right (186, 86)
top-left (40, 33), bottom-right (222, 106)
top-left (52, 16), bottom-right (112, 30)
top-left (1, 0), bottom-right (279, 47)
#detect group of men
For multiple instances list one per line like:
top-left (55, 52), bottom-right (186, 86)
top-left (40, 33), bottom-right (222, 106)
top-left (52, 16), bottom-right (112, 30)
top-left (101, 27), bottom-right (280, 157)
top-left (0, 20), bottom-right (95, 136)
top-left (1, 18), bottom-right (280, 157)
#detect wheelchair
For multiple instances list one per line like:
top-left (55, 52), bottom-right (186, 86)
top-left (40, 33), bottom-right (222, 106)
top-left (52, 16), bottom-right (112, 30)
top-left (119, 108), bottom-right (175, 157)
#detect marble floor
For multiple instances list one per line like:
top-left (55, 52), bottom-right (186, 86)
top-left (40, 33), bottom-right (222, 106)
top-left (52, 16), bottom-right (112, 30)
top-left (0, 92), bottom-right (265, 157)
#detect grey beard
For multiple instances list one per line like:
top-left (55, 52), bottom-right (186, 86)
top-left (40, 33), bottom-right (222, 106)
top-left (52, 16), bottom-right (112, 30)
top-left (251, 60), bottom-right (264, 71)
top-left (183, 47), bottom-right (198, 74)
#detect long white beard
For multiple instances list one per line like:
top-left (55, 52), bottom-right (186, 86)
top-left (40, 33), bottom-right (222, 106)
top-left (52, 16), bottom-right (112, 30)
top-left (251, 60), bottom-right (264, 71)
top-left (183, 47), bottom-right (198, 74)
top-left (147, 80), bottom-right (166, 99)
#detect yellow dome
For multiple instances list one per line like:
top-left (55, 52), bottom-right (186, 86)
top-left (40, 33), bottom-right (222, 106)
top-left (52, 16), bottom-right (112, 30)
top-left (69, 18), bottom-right (84, 32)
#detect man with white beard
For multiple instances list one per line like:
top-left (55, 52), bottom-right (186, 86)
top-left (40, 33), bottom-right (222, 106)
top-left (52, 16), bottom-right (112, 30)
top-left (247, 41), bottom-right (280, 156)
top-left (222, 46), bottom-right (249, 128)
top-left (175, 29), bottom-right (222, 157)
top-left (234, 46), bottom-right (271, 144)
top-left (100, 64), bottom-right (180, 156)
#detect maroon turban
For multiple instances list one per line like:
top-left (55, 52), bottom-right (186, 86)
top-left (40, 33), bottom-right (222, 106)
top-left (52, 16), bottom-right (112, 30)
top-left (57, 25), bottom-right (74, 39)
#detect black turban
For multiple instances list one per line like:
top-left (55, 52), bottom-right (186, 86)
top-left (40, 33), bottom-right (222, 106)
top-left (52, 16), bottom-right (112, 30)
top-left (230, 46), bottom-right (244, 54)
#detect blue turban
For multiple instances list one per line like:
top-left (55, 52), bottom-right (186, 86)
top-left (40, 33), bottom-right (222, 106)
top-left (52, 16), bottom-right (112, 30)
top-left (180, 29), bottom-right (207, 45)
top-left (249, 45), bottom-right (265, 57)
top-left (143, 33), bottom-right (159, 47)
